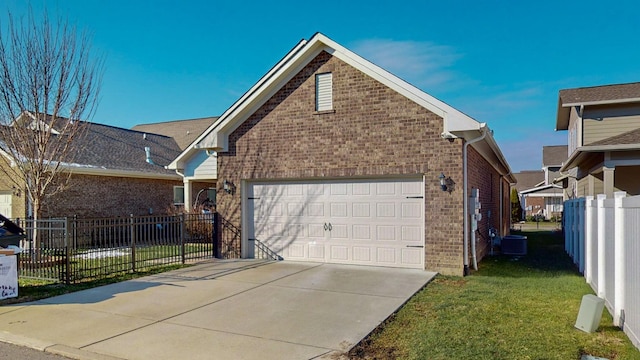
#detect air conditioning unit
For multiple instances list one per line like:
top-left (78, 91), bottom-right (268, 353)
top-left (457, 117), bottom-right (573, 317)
top-left (501, 235), bottom-right (527, 255)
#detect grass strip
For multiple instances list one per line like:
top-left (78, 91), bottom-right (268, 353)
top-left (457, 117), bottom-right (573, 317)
top-left (350, 230), bottom-right (640, 360)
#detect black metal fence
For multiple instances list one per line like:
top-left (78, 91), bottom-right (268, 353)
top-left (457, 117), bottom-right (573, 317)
top-left (14, 213), bottom-right (236, 284)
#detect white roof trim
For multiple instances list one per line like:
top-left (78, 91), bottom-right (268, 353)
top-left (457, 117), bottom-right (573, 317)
top-left (169, 33), bottom-right (511, 179)
top-left (519, 183), bottom-right (563, 195)
top-left (563, 97), bottom-right (640, 107)
top-left (62, 165), bottom-right (181, 180)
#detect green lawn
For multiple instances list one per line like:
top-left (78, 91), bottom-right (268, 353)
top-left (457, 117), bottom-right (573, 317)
top-left (350, 230), bottom-right (640, 360)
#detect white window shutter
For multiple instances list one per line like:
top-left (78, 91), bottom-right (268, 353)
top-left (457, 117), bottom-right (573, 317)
top-left (316, 73), bottom-right (333, 111)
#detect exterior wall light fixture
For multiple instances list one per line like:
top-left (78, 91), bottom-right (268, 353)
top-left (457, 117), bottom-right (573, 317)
top-left (223, 180), bottom-right (235, 195)
top-left (439, 172), bottom-right (455, 193)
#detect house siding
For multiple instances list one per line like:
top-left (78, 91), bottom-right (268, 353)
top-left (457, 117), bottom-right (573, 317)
top-left (583, 104), bottom-right (640, 145)
top-left (0, 161), bottom-right (27, 219)
top-left (569, 106), bottom-right (581, 155)
top-left (186, 151), bottom-right (217, 179)
top-left (216, 51), bottom-right (471, 275)
top-left (41, 174), bottom-right (181, 218)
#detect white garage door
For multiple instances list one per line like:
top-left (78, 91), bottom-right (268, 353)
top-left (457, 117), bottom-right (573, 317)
top-left (246, 178), bottom-right (424, 269)
top-left (0, 193), bottom-right (11, 218)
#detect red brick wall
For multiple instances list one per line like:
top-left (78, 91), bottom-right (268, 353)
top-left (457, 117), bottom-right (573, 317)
top-left (467, 146), bottom-right (512, 266)
top-left (41, 174), bottom-right (181, 218)
top-left (217, 51), bottom-right (469, 275)
top-left (524, 196), bottom-right (545, 218)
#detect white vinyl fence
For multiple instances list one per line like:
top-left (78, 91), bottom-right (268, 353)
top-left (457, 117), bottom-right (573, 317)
top-left (564, 192), bottom-right (640, 350)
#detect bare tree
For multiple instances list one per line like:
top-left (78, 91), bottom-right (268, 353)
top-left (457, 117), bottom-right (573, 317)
top-left (0, 9), bottom-right (102, 251)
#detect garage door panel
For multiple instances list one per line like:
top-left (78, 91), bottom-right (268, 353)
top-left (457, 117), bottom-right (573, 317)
top-left (402, 181), bottom-right (422, 195)
top-left (352, 183), bottom-right (371, 195)
top-left (308, 244), bottom-right (324, 259)
top-left (329, 224), bottom-right (348, 239)
top-left (376, 225), bottom-right (396, 241)
top-left (248, 178), bottom-right (424, 269)
top-left (352, 225), bottom-right (371, 240)
top-left (287, 243), bottom-right (306, 258)
top-left (330, 246), bottom-right (349, 261)
top-left (287, 184), bottom-right (304, 196)
top-left (401, 248), bottom-right (423, 265)
top-left (401, 226), bottom-right (422, 242)
top-left (376, 203), bottom-right (396, 217)
top-left (352, 203), bottom-right (370, 217)
top-left (307, 203), bottom-right (324, 217)
top-left (376, 248), bottom-right (396, 263)
top-left (330, 183), bottom-right (348, 195)
top-left (401, 203), bottom-right (422, 218)
top-left (329, 202), bottom-right (348, 217)
top-left (286, 223), bottom-right (305, 238)
top-left (353, 247), bottom-right (371, 262)
top-left (308, 224), bottom-right (325, 238)
top-left (375, 182), bottom-right (396, 195)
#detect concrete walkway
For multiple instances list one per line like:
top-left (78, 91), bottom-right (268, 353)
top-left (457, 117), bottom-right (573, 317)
top-left (0, 260), bottom-right (436, 360)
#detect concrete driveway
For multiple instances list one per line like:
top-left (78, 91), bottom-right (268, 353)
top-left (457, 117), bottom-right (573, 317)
top-left (0, 260), bottom-right (436, 360)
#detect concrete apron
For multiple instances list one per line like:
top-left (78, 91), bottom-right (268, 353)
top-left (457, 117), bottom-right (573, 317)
top-left (0, 260), bottom-right (436, 360)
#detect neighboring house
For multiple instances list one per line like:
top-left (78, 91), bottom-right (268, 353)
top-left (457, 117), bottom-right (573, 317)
top-left (514, 146), bottom-right (567, 220)
top-left (168, 33), bottom-right (516, 276)
top-left (132, 117), bottom-right (219, 208)
top-left (557, 82), bottom-right (640, 198)
top-left (0, 113), bottom-right (183, 219)
top-left (512, 170), bottom-right (544, 219)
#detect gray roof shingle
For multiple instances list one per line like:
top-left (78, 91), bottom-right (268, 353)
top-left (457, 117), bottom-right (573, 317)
top-left (2, 115), bottom-right (182, 176)
top-left (542, 145), bottom-right (568, 167)
top-left (513, 170), bottom-right (544, 192)
top-left (74, 121), bottom-right (181, 174)
top-left (131, 117), bottom-right (216, 150)
top-left (559, 82), bottom-right (640, 105)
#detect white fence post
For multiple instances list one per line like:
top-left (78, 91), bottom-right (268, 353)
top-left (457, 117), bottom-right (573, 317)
top-left (584, 196), bottom-right (594, 283)
top-left (577, 198), bottom-right (585, 273)
top-left (597, 194), bottom-right (607, 298)
top-left (614, 191), bottom-right (627, 327)
top-left (565, 200), bottom-right (572, 254)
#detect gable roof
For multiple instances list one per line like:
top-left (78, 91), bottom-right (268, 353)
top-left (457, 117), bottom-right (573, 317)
top-left (513, 170), bottom-right (544, 192)
top-left (557, 82), bottom-right (640, 130)
top-left (168, 33), bottom-right (515, 182)
top-left (132, 117), bottom-right (217, 150)
top-left (519, 183), bottom-right (563, 196)
top-left (542, 145), bottom-right (568, 167)
top-left (2, 115), bottom-right (181, 179)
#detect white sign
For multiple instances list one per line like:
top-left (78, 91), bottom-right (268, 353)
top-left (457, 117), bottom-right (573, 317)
top-left (0, 255), bottom-right (18, 300)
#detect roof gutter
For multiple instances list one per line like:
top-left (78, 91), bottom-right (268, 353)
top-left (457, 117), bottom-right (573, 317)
top-left (463, 124), bottom-right (488, 275)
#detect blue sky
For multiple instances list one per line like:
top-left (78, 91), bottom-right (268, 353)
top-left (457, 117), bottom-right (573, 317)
top-left (2, 0), bottom-right (640, 172)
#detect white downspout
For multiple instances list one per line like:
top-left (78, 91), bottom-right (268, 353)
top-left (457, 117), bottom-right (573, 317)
top-left (463, 125), bottom-right (488, 275)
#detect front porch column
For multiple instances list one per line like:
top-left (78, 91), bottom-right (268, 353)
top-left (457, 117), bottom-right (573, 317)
top-left (603, 166), bottom-right (615, 198)
top-left (184, 178), bottom-right (193, 212)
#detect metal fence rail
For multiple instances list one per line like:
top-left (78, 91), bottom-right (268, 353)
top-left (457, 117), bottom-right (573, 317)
top-left (15, 213), bottom-right (223, 284)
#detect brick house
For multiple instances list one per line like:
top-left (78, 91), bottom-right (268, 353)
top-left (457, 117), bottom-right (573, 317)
top-left (514, 145), bottom-right (566, 220)
top-left (0, 113), bottom-right (183, 219)
top-left (168, 33), bottom-right (515, 276)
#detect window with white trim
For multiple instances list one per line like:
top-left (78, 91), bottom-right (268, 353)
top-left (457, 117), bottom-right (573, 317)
top-left (173, 186), bottom-right (185, 205)
top-left (315, 72), bottom-right (333, 111)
